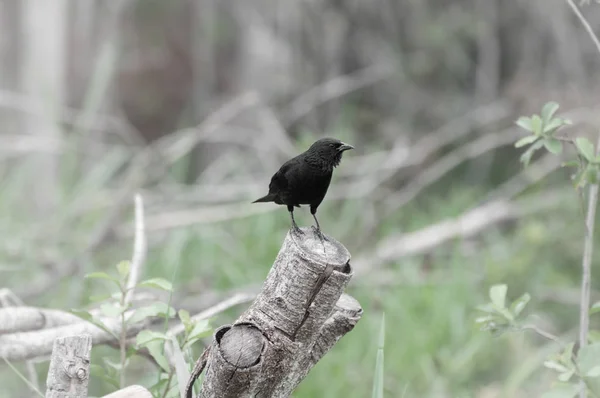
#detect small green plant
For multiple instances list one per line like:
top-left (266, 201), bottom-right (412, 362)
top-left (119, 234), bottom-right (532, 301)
top-left (476, 101), bottom-right (600, 398)
top-left (71, 260), bottom-right (212, 397)
top-left (514, 102), bottom-right (600, 190)
top-left (475, 284), bottom-right (530, 337)
top-left (514, 101), bottom-right (572, 165)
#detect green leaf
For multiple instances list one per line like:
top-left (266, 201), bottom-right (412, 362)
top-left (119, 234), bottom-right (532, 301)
top-left (89, 294), bottom-right (113, 303)
top-left (577, 343), bottom-right (600, 375)
top-left (146, 340), bottom-right (171, 373)
top-left (137, 278), bottom-right (173, 292)
top-left (515, 135), bottom-right (539, 148)
top-left (541, 384), bottom-right (579, 398)
top-left (544, 360), bottom-right (569, 373)
top-left (585, 165), bottom-right (599, 185)
top-left (70, 309), bottom-right (118, 340)
top-left (476, 304), bottom-right (496, 313)
top-left (544, 118), bottom-right (566, 134)
top-left (178, 309), bottom-right (191, 326)
top-left (544, 138), bottom-right (563, 154)
top-left (516, 116), bottom-right (533, 132)
top-left (573, 168), bottom-right (588, 189)
top-left (128, 303), bottom-right (176, 325)
top-left (558, 370), bottom-right (575, 382)
top-left (541, 102), bottom-right (560, 125)
top-left (167, 337), bottom-right (190, 398)
top-left (103, 358), bottom-right (126, 371)
top-left (489, 284), bottom-right (507, 309)
top-left (576, 137), bottom-right (595, 162)
top-left (126, 345), bottom-right (138, 359)
top-left (520, 139), bottom-right (545, 167)
top-left (184, 319), bottom-right (212, 348)
top-left (136, 330), bottom-right (170, 347)
top-left (117, 261), bottom-right (130, 280)
top-left (100, 303), bottom-right (127, 318)
top-left (560, 342), bottom-right (575, 364)
top-left (510, 293), bottom-right (531, 317)
top-left (188, 319), bottom-right (211, 339)
top-left (587, 366), bottom-right (600, 378)
top-left (562, 160), bottom-right (580, 168)
top-left (591, 302), bottom-right (600, 315)
top-left (84, 272), bottom-right (120, 287)
top-left (531, 115), bottom-right (543, 136)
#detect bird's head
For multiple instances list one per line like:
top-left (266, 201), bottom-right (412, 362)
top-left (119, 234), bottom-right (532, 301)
top-left (307, 138), bottom-right (354, 169)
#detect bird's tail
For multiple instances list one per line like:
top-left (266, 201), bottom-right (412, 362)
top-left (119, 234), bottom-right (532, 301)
top-left (252, 193), bottom-right (275, 203)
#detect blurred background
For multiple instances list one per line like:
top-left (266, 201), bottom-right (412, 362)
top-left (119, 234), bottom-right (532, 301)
top-left (2, 0), bottom-right (600, 397)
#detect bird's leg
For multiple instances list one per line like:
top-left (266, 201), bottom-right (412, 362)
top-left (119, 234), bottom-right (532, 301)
top-left (288, 205), bottom-right (304, 235)
top-left (310, 207), bottom-right (329, 247)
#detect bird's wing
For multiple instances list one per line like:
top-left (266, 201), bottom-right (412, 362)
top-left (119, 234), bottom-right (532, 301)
top-left (268, 159), bottom-right (294, 193)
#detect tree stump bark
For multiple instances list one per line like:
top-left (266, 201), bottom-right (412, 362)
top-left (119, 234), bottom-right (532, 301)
top-left (45, 334), bottom-right (92, 398)
top-left (187, 227), bottom-right (363, 398)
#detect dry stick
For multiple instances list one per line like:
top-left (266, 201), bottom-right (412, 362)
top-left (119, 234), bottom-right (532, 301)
top-left (354, 191), bottom-right (568, 272)
top-left (381, 129), bottom-right (522, 214)
top-left (564, 1), bottom-right (600, 397)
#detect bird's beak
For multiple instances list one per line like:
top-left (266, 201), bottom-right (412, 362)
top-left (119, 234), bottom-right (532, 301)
top-left (338, 142), bottom-right (354, 152)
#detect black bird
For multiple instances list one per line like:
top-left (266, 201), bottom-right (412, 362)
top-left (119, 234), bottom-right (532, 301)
top-left (252, 137), bottom-right (354, 238)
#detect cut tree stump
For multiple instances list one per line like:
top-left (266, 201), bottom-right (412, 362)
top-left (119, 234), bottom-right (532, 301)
top-left (186, 227), bottom-right (363, 398)
top-left (45, 334), bottom-right (92, 398)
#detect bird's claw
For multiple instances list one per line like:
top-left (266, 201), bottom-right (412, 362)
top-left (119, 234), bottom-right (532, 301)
top-left (311, 225), bottom-right (329, 242)
top-left (291, 224), bottom-right (305, 236)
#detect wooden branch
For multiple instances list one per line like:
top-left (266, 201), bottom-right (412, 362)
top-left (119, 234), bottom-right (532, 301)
top-left (187, 227), bottom-right (362, 398)
top-left (0, 307), bottom-right (82, 334)
top-left (0, 315), bottom-right (145, 361)
top-left (45, 334), bottom-right (92, 398)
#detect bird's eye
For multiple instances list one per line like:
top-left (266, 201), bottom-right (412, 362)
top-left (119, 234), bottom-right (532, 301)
top-left (329, 143), bottom-right (335, 148)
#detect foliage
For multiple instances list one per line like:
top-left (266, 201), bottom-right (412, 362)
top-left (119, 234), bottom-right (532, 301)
top-left (71, 261), bottom-right (212, 397)
top-left (475, 102), bottom-right (600, 398)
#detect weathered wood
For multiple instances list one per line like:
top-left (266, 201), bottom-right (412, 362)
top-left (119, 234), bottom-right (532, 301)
top-left (191, 227), bottom-right (362, 398)
top-left (45, 334), bottom-right (92, 398)
top-left (0, 315), bottom-right (144, 361)
top-left (102, 385), bottom-right (153, 398)
top-left (0, 307), bottom-right (82, 334)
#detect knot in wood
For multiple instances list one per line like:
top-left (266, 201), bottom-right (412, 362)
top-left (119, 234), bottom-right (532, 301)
top-left (63, 358), bottom-right (89, 381)
top-left (218, 324), bottom-right (264, 368)
top-left (75, 367), bottom-right (87, 380)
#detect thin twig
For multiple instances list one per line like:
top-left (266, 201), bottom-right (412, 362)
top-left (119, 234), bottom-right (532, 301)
top-left (567, 0), bottom-right (600, 55)
top-left (2, 357), bottom-right (44, 397)
top-left (522, 325), bottom-right (565, 348)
